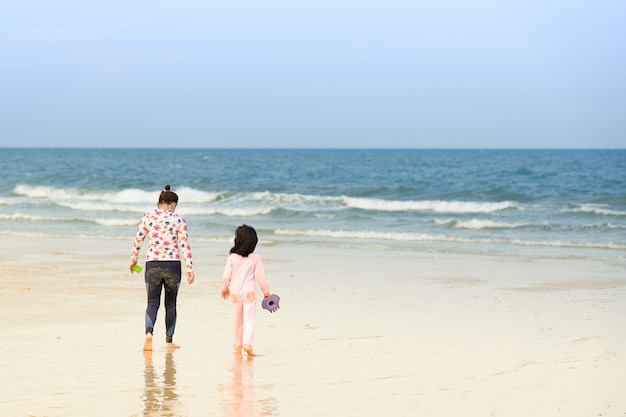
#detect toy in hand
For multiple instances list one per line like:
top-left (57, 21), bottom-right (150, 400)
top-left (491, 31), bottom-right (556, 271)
top-left (262, 294), bottom-right (280, 313)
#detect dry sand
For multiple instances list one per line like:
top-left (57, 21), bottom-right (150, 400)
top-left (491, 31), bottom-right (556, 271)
top-left (1, 236), bottom-right (625, 417)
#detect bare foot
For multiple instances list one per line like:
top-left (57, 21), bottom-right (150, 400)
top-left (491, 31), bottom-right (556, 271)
top-left (233, 344), bottom-right (243, 353)
top-left (243, 345), bottom-right (256, 356)
top-left (143, 334), bottom-right (153, 351)
top-left (165, 342), bottom-right (180, 352)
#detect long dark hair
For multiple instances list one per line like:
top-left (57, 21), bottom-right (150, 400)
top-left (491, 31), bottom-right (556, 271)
top-left (230, 224), bottom-right (258, 257)
top-left (158, 184), bottom-right (178, 204)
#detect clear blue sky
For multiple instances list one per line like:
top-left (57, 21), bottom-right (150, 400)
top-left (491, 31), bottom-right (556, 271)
top-left (1, 0), bottom-right (624, 148)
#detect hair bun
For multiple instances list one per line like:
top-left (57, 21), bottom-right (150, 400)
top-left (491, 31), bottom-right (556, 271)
top-left (164, 184), bottom-right (171, 191)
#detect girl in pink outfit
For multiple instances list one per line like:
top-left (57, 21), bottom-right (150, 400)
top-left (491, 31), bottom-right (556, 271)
top-left (221, 225), bottom-right (270, 356)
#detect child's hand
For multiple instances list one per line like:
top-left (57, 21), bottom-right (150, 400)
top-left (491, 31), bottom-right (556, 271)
top-left (263, 292), bottom-right (271, 298)
top-left (187, 271), bottom-right (195, 285)
top-left (221, 289), bottom-right (230, 300)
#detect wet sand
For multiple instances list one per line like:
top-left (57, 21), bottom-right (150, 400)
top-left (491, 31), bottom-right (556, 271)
top-left (1, 236), bottom-right (625, 417)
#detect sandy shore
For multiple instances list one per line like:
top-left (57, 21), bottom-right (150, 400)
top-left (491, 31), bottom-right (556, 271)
top-left (1, 236), bottom-right (625, 417)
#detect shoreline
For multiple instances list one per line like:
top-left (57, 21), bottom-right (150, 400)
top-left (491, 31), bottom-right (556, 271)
top-left (3, 229), bottom-right (624, 263)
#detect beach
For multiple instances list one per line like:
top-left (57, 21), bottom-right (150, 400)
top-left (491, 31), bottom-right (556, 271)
top-left (1, 235), bottom-right (625, 417)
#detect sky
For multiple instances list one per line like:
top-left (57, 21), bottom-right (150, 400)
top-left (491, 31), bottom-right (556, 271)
top-left (0, 0), bottom-right (625, 148)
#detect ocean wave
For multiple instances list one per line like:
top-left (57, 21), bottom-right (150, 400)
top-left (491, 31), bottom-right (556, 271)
top-left (568, 203), bottom-right (626, 217)
top-left (229, 191), bottom-right (343, 212)
top-left (55, 201), bottom-right (152, 213)
top-left (182, 206), bottom-right (274, 217)
top-left (39, 186), bottom-right (330, 216)
top-left (93, 218), bottom-right (139, 227)
top-left (0, 213), bottom-right (59, 221)
top-left (15, 184), bottom-right (152, 203)
top-left (0, 198), bottom-right (18, 206)
top-left (583, 223), bottom-right (626, 231)
top-left (275, 228), bottom-right (450, 242)
top-left (221, 192), bottom-right (518, 215)
top-left (342, 197), bottom-right (519, 213)
top-left (273, 228), bottom-right (626, 250)
top-left (0, 230), bottom-right (123, 240)
top-left (13, 185), bottom-right (334, 214)
top-left (435, 218), bottom-right (528, 229)
top-left (435, 218), bottom-right (625, 232)
top-left (13, 184), bottom-right (221, 204)
top-left (53, 200), bottom-right (274, 217)
top-left (0, 212), bottom-right (139, 227)
top-left (13, 184), bottom-right (521, 215)
top-left (505, 239), bottom-right (626, 250)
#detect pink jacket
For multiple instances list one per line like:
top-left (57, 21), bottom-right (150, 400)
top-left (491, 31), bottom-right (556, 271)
top-left (221, 253), bottom-right (269, 301)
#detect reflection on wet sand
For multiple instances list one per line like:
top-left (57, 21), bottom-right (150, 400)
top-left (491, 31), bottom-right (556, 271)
top-left (143, 351), bottom-right (178, 417)
top-left (223, 352), bottom-right (260, 417)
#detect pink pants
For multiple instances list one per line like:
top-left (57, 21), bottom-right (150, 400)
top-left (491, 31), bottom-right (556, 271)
top-left (230, 292), bottom-right (257, 346)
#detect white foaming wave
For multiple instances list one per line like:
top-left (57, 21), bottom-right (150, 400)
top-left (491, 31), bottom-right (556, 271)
top-left (275, 229), bottom-right (462, 242)
top-left (54, 201), bottom-right (272, 217)
top-left (204, 192), bottom-right (518, 216)
top-left (583, 223), bottom-right (626, 230)
top-left (14, 184), bottom-right (150, 202)
top-left (223, 207), bottom-right (274, 217)
top-left (56, 201), bottom-right (150, 213)
top-left (0, 230), bottom-right (123, 240)
top-left (108, 187), bottom-right (220, 204)
top-left (315, 213), bottom-right (336, 219)
top-left (182, 206), bottom-right (274, 217)
top-left (0, 198), bottom-right (21, 206)
top-left (248, 191), bottom-right (340, 203)
top-left (195, 236), bottom-right (235, 244)
top-left (342, 197), bottom-right (519, 213)
top-left (14, 185), bottom-right (289, 216)
top-left (13, 184), bottom-right (221, 204)
top-left (274, 229), bottom-right (626, 250)
top-left (0, 213), bottom-right (59, 221)
top-left (12, 185), bottom-right (520, 216)
top-left (93, 218), bottom-right (139, 226)
top-left (178, 191), bottom-right (343, 215)
top-left (14, 184), bottom-right (58, 199)
top-left (234, 191), bottom-right (343, 211)
top-left (569, 204), bottom-right (626, 217)
top-left (175, 187), bottom-right (222, 203)
top-left (506, 239), bottom-right (626, 250)
top-left (0, 212), bottom-right (139, 227)
top-left (435, 218), bottom-right (528, 229)
top-left (106, 188), bottom-right (157, 203)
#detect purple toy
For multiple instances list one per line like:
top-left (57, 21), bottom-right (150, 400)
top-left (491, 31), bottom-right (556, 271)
top-left (262, 294), bottom-right (280, 313)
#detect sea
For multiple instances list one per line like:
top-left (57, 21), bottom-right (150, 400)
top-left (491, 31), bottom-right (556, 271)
top-left (1, 148), bottom-right (625, 260)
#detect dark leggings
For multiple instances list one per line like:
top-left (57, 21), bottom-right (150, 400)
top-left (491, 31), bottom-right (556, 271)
top-left (144, 261), bottom-right (182, 343)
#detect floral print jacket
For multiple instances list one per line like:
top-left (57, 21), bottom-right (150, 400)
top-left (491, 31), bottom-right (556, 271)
top-left (131, 209), bottom-right (194, 272)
